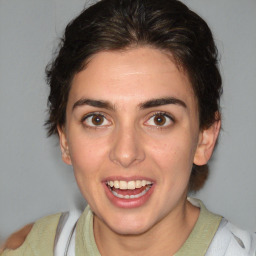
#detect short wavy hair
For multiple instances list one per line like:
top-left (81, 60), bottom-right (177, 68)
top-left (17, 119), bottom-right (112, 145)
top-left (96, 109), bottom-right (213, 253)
top-left (45, 0), bottom-right (222, 191)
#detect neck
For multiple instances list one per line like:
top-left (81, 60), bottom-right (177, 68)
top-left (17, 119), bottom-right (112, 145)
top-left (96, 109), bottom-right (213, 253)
top-left (93, 199), bottom-right (199, 256)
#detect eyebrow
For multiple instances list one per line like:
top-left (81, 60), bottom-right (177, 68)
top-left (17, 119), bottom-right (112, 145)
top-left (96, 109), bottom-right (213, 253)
top-left (139, 97), bottom-right (187, 109)
top-left (72, 99), bottom-right (115, 111)
top-left (72, 97), bottom-right (187, 111)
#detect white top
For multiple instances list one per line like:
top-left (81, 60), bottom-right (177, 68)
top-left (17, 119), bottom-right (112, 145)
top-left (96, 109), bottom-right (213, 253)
top-left (206, 218), bottom-right (256, 255)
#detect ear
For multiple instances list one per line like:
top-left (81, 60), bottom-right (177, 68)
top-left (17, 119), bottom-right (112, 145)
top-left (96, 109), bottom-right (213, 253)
top-left (193, 119), bottom-right (221, 166)
top-left (57, 125), bottom-right (72, 165)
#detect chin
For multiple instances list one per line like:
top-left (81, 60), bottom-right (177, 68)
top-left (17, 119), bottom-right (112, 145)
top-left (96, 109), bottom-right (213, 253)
top-left (110, 223), bottom-right (152, 236)
top-left (102, 212), bottom-right (156, 236)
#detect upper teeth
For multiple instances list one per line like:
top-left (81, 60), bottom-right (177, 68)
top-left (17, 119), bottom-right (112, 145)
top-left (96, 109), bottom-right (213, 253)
top-left (107, 180), bottom-right (152, 190)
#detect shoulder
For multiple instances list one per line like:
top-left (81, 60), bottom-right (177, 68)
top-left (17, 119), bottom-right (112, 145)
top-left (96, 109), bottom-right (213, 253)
top-left (188, 198), bottom-right (256, 255)
top-left (207, 219), bottom-right (256, 256)
top-left (0, 213), bottom-right (61, 256)
top-left (0, 223), bottom-right (34, 252)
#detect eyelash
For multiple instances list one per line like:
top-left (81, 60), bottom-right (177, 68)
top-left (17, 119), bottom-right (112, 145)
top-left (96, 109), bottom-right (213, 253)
top-left (81, 111), bottom-right (174, 129)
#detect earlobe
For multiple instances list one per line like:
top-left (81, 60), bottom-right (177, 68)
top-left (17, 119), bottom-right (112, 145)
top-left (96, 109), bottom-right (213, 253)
top-left (193, 120), bottom-right (221, 166)
top-left (57, 125), bottom-right (72, 165)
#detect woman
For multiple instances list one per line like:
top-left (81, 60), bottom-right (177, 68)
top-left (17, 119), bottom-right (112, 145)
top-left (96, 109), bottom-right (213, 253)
top-left (1, 0), bottom-right (255, 255)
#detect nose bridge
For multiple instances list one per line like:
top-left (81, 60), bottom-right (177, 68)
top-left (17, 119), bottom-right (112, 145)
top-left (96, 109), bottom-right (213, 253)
top-left (109, 122), bottom-right (145, 168)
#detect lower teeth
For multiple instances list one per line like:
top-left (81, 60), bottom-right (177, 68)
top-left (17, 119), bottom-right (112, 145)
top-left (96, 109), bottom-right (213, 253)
top-left (111, 186), bottom-right (151, 199)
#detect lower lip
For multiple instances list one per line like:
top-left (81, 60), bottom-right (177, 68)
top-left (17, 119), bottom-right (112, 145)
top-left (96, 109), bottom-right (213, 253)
top-left (103, 183), bottom-right (155, 208)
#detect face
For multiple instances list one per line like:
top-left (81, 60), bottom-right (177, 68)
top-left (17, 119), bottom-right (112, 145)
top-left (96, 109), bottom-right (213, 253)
top-left (59, 47), bottom-right (217, 235)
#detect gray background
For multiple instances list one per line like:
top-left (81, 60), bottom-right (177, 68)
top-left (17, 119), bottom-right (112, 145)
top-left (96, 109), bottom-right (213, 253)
top-left (0, 0), bottom-right (255, 244)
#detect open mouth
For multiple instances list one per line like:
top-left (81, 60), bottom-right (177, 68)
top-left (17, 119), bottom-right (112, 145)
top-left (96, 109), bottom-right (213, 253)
top-left (106, 180), bottom-right (153, 199)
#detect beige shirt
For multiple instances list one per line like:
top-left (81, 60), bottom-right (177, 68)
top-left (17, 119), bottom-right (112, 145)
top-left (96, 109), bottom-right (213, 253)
top-left (1, 199), bottom-right (222, 256)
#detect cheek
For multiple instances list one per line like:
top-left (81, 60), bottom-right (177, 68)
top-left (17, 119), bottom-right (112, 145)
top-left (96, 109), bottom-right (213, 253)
top-left (67, 135), bottom-right (110, 202)
top-left (149, 135), bottom-right (194, 165)
top-left (68, 134), bottom-right (109, 176)
top-left (146, 132), bottom-right (196, 180)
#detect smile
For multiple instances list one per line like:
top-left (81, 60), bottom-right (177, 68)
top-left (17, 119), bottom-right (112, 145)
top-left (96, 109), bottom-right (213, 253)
top-left (106, 180), bottom-right (153, 199)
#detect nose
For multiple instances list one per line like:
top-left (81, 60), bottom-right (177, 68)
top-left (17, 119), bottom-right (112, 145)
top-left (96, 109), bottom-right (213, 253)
top-left (109, 125), bottom-right (145, 168)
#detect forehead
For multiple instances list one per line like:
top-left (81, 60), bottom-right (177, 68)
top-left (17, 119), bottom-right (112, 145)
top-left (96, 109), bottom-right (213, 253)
top-left (68, 47), bottom-right (197, 111)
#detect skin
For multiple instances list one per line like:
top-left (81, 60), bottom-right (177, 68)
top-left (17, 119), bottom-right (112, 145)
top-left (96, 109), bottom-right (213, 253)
top-left (58, 47), bottom-right (220, 255)
top-left (0, 223), bottom-right (33, 252)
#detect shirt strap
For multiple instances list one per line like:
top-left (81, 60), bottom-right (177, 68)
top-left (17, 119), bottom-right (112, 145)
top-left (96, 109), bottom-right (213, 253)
top-left (54, 210), bottom-right (81, 256)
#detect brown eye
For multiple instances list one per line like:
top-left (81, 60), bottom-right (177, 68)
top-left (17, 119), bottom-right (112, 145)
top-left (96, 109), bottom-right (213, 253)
top-left (91, 115), bottom-right (104, 125)
top-left (83, 113), bottom-right (111, 127)
top-left (154, 114), bottom-right (166, 126)
top-left (145, 112), bottom-right (173, 128)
